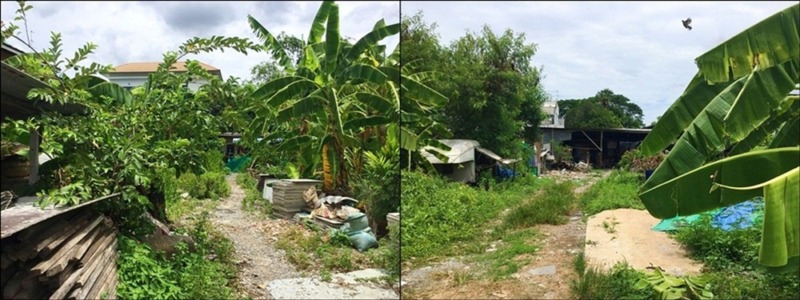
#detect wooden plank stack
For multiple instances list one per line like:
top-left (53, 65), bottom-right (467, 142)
top-left (271, 180), bottom-right (321, 219)
top-left (1, 209), bottom-right (119, 299)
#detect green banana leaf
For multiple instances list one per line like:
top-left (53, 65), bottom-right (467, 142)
top-left (265, 78), bottom-right (320, 108)
top-left (640, 75), bottom-right (747, 192)
top-left (695, 4), bottom-right (799, 84)
top-left (324, 3), bottom-right (340, 76)
top-left (346, 23), bottom-right (400, 62)
top-left (639, 72), bottom-right (736, 155)
top-left (769, 115), bottom-right (799, 149)
top-left (757, 167), bottom-right (799, 268)
top-left (307, 1), bottom-right (333, 45)
top-left (728, 98), bottom-right (798, 155)
top-left (723, 58), bottom-right (799, 141)
top-left (639, 147), bottom-right (799, 219)
top-left (247, 15), bottom-right (293, 72)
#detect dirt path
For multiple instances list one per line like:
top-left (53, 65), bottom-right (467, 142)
top-left (403, 171), bottom-right (608, 299)
top-left (210, 175), bottom-right (299, 299)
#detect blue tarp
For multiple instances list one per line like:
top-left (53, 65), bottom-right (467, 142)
top-left (651, 198), bottom-right (764, 232)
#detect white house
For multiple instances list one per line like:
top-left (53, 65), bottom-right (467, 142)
top-left (105, 61), bottom-right (222, 92)
top-left (540, 101), bottom-right (565, 128)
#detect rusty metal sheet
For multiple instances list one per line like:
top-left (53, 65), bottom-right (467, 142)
top-left (1, 193), bottom-right (120, 239)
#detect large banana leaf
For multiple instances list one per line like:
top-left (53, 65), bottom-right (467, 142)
top-left (769, 115), bottom-right (799, 149)
top-left (346, 23), bottom-right (401, 62)
top-left (308, 1), bottom-right (334, 45)
top-left (640, 75), bottom-right (747, 193)
top-left (723, 58), bottom-right (799, 141)
top-left (728, 99), bottom-right (798, 155)
top-left (337, 64), bottom-right (388, 86)
top-left (695, 4), bottom-right (799, 84)
top-left (265, 78), bottom-right (320, 108)
top-left (324, 3), bottom-right (340, 77)
top-left (639, 72), bottom-right (731, 155)
top-left (88, 82), bottom-right (132, 106)
top-left (758, 167), bottom-right (799, 268)
top-left (639, 147), bottom-right (799, 219)
top-left (247, 15), bottom-right (293, 71)
top-left (642, 60), bottom-right (800, 192)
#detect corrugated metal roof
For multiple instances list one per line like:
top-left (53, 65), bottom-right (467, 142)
top-left (421, 139), bottom-right (480, 164)
top-left (1, 61), bottom-right (86, 120)
top-left (109, 61), bottom-right (220, 73)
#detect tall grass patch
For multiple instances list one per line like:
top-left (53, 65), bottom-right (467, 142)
top-left (401, 171), bottom-right (551, 261)
top-left (503, 181), bottom-right (575, 228)
top-left (579, 170), bottom-right (644, 216)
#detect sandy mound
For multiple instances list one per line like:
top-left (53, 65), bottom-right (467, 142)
top-left (584, 208), bottom-right (703, 275)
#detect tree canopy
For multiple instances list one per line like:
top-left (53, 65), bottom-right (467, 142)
top-left (401, 12), bottom-right (547, 158)
top-left (560, 88), bottom-right (644, 129)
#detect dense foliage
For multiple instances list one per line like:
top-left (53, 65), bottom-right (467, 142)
top-left (673, 215), bottom-right (800, 299)
top-left (117, 214), bottom-right (237, 300)
top-left (559, 89), bottom-right (645, 129)
top-left (400, 12), bottom-right (547, 159)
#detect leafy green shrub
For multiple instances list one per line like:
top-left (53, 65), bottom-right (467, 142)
top-left (117, 213), bottom-right (237, 300)
top-left (570, 256), bottom-right (655, 300)
top-left (617, 148), bottom-right (665, 172)
top-left (117, 236), bottom-right (183, 299)
top-left (503, 181), bottom-right (575, 228)
top-left (178, 172), bottom-right (230, 199)
top-left (579, 170), bottom-right (644, 216)
top-left (673, 214), bottom-right (761, 272)
top-left (673, 214), bottom-right (800, 299)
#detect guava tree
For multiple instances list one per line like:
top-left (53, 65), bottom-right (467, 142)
top-left (638, 4), bottom-right (799, 271)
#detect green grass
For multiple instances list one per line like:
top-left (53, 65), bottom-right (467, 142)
top-left (235, 172), bottom-right (272, 217)
top-left (503, 181), bottom-right (575, 228)
top-left (275, 222), bottom-right (382, 274)
top-left (579, 170), bottom-right (644, 216)
top-left (474, 228), bottom-right (539, 280)
top-left (401, 171), bottom-right (553, 262)
top-left (672, 215), bottom-right (800, 299)
top-left (570, 253), bottom-right (655, 299)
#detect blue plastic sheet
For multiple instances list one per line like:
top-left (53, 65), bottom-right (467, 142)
top-left (651, 198), bottom-right (764, 232)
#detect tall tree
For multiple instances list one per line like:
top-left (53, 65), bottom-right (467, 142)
top-left (437, 25), bottom-right (546, 158)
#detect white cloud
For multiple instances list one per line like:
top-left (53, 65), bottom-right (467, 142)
top-left (401, 1), bottom-right (796, 124)
top-left (1, 1), bottom-right (399, 83)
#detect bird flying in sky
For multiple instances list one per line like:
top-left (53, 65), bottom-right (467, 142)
top-left (682, 18), bottom-right (692, 30)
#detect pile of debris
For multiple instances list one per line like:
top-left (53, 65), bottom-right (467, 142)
top-left (272, 180), bottom-right (323, 219)
top-left (296, 186), bottom-right (378, 252)
top-left (2, 210), bottom-right (118, 299)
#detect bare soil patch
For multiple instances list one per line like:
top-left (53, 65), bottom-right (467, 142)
top-left (584, 208), bottom-right (704, 276)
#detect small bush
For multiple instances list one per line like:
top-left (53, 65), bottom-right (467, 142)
top-left (116, 214), bottom-right (237, 299)
top-left (178, 172), bottom-right (230, 199)
top-left (579, 170), bottom-right (644, 216)
top-left (672, 214), bottom-right (800, 299)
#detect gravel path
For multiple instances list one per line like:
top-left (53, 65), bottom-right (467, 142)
top-left (211, 175), bottom-right (299, 299)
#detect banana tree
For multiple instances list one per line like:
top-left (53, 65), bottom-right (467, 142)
top-left (247, 1), bottom-right (399, 194)
top-left (638, 4), bottom-right (799, 271)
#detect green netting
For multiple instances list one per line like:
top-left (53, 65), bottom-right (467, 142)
top-left (226, 155), bottom-right (251, 172)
